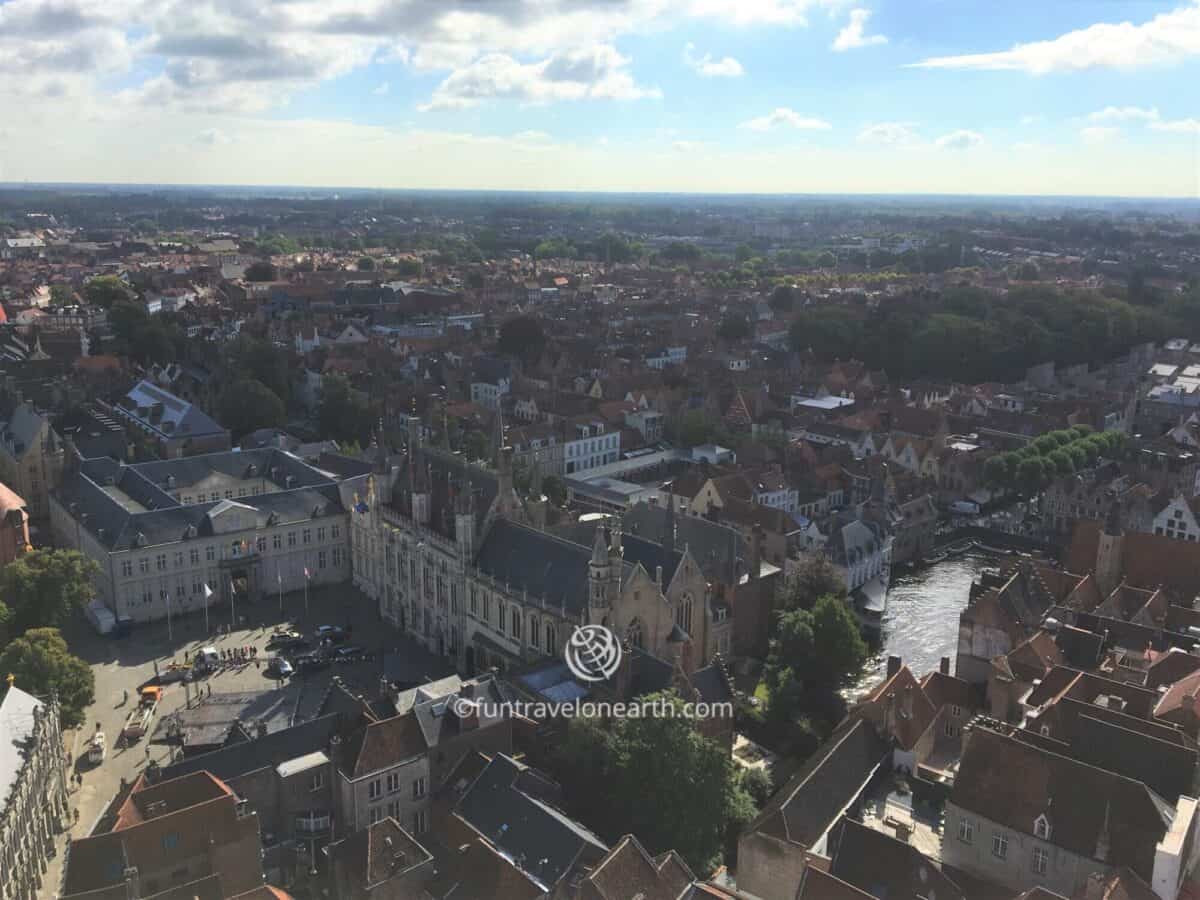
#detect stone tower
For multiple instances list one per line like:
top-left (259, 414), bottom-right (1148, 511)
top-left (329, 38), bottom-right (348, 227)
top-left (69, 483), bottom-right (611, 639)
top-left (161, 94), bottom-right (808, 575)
top-left (588, 526), bottom-right (618, 623)
top-left (1095, 497), bottom-right (1125, 597)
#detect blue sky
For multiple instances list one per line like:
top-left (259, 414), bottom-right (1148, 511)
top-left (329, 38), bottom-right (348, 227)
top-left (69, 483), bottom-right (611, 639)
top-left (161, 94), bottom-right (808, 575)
top-left (0, 0), bottom-right (1197, 195)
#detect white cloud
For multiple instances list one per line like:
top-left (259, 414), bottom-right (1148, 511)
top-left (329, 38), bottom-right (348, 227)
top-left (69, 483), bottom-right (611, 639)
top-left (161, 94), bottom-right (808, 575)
top-left (934, 129), bottom-right (984, 150)
top-left (682, 42), bottom-right (744, 77)
top-left (1088, 105), bottom-right (1159, 122)
top-left (372, 81), bottom-right (390, 95)
top-left (832, 8), bottom-right (887, 52)
top-left (1081, 125), bottom-right (1120, 144)
top-left (857, 121), bottom-right (919, 145)
top-left (910, 2), bottom-right (1200, 73)
top-left (196, 128), bottom-right (231, 145)
top-left (672, 139), bottom-right (704, 152)
top-left (420, 44), bottom-right (660, 110)
top-left (1151, 118), bottom-right (1200, 133)
top-left (740, 107), bottom-right (832, 131)
top-left (686, 0), bottom-right (849, 27)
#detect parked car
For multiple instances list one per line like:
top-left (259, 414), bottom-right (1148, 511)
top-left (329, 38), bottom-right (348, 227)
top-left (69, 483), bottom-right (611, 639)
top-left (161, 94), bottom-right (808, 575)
top-left (266, 630), bottom-right (304, 649)
top-left (312, 625), bottom-right (349, 644)
top-left (334, 645), bottom-right (365, 662)
top-left (266, 657), bottom-right (294, 678)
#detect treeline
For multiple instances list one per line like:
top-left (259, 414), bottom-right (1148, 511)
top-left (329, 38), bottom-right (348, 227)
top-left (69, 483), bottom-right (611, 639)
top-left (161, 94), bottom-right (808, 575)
top-left (983, 426), bottom-right (1126, 493)
top-left (788, 284), bottom-right (1200, 384)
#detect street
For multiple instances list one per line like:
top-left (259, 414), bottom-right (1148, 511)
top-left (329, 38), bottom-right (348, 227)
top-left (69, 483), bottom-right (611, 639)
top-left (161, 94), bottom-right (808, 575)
top-left (38, 583), bottom-right (392, 900)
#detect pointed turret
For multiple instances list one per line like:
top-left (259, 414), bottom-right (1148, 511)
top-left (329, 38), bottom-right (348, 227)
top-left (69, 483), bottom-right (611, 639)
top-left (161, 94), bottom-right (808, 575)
top-left (591, 524), bottom-right (610, 565)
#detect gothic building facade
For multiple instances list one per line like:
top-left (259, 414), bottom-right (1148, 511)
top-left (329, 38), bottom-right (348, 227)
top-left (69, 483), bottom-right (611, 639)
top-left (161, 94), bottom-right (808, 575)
top-left (351, 431), bottom-right (729, 676)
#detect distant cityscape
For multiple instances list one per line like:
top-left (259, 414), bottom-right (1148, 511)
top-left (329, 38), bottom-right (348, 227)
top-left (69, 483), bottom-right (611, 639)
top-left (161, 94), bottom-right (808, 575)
top-left (2, 185), bottom-right (1200, 900)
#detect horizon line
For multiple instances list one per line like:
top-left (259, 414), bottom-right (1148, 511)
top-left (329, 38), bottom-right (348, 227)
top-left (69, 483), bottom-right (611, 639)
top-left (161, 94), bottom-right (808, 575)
top-left (1, 180), bottom-right (1197, 204)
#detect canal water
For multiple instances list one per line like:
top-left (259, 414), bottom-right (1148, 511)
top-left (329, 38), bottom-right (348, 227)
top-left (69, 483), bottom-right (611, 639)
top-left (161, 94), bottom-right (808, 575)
top-left (851, 553), bottom-right (1001, 697)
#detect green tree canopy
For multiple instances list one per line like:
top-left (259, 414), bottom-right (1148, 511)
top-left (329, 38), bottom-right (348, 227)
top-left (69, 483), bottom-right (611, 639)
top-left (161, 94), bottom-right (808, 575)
top-left (556, 691), bottom-right (752, 874)
top-left (244, 261), bottom-right (278, 282)
top-left (226, 335), bottom-right (291, 404)
top-left (50, 285), bottom-right (75, 306)
top-left (0, 628), bottom-right (95, 727)
top-left (779, 553), bottom-right (845, 613)
top-left (356, 256), bottom-right (375, 271)
top-left (0, 549), bottom-right (100, 638)
top-left (766, 595), bottom-right (867, 701)
top-left (219, 378), bottom-right (286, 440)
top-left (716, 314), bottom-right (752, 342)
top-left (83, 275), bottom-right (131, 308)
top-left (497, 315), bottom-right (546, 367)
top-left (319, 374), bottom-right (374, 445)
top-left (769, 284), bottom-right (796, 312)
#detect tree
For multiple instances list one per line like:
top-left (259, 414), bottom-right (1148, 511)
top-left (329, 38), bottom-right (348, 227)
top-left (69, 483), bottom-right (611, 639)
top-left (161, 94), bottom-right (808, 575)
top-left (766, 595), bottom-right (867, 714)
top-left (1017, 261), bottom-right (1041, 281)
top-left (556, 691), bottom-right (745, 873)
top-left (497, 315), bottom-right (546, 367)
top-left (226, 335), bottom-right (291, 404)
top-left (543, 475), bottom-right (567, 507)
top-left (356, 256), bottom-right (375, 271)
top-left (395, 257), bottom-right (423, 278)
top-left (780, 554), bottom-right (844, 612)
top-left (1018, 456), bottom-right (1049, 494)
top-left (769, 284), bottom-right (796, 312)
top-left (83, 275), bottom-right (131, 308)
top-left (806, 595), bottom-right (869, 689)
top-left (50, 285), bottom-right (75, 306)
top-left (319, 375), bottom-right (374, 445)
top-left (244, 261), bottom-right (278, 282)
top-left (0, 549), bottom-right (100, 637)
top-left (219, 378), bottom-right (285, 439)
top-left (716, 314), bottom-right (751, 342)
top-left (0, 628), bottom-right (95, 727)
top-left (462, 430), bottom-right (490, 462)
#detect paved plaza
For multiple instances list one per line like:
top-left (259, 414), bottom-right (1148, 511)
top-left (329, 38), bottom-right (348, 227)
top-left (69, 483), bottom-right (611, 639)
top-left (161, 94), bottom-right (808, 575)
top-left (38, 583), bottom-right (393, 900)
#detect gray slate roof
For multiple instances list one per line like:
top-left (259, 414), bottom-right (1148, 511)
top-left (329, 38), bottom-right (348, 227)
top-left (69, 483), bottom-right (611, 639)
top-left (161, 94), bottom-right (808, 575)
top-left (474, 520), bottom-right (633, 615)
top-left (0, 685), bottom-right (44, 813)
top-left (1, 402), bottom-right (52, 461)
top-left (455, 753), bottom-right (606, 889)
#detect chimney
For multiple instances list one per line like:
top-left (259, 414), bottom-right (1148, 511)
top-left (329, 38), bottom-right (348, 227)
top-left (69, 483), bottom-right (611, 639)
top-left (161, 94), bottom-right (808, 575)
top-left (887, 656), bottom-right (902, 678)
top-left (939, 657), bottom-right (951, 676)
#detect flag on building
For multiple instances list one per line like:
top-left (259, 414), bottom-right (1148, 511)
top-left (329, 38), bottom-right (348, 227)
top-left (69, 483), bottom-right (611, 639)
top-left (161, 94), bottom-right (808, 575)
top-left (304, 567), bottom-right (311, 580)
top-left (203, 583), bottom-right (213, 599)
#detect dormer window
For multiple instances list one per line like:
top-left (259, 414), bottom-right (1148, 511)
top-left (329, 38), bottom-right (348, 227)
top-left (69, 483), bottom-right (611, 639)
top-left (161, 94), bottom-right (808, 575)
top-left (1034, 814), bottom-right (1051, 841)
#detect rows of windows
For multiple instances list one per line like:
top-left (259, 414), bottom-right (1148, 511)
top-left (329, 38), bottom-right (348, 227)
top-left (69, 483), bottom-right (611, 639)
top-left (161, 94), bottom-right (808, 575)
top-left (957, 817), bottom-right (1050, 876)
top-left (116, 524), bottom-right (345, 578)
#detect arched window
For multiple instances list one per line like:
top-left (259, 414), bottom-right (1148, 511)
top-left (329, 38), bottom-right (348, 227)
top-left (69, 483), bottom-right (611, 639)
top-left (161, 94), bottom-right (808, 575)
top-left (676, 592), bottom-right (694, 635)
top-left (545, 623), bottom-right (557, 655)
top-left (498, 603), bottom-right (506, 631)
top-left (1034, 814), bottom-right (1051, 841)
top-left (530, 616), bottom-right (540, 650)
top-left (626, 618), bottom-right (644, 649)
top-left (511, 608), bottom-right (522, 640)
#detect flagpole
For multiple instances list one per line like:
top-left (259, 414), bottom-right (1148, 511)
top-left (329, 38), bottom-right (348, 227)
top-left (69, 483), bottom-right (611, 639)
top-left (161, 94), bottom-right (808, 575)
top-left (166, 590), bottom-right (173, 642)
top-left (204, 583), bottom-right (210, 634)
top-left (230, 575), bottom-right (236, 631)
top-left (304, 569), bottom-right (309, 618)
top-left (278, 568), bottom-right (283, 619)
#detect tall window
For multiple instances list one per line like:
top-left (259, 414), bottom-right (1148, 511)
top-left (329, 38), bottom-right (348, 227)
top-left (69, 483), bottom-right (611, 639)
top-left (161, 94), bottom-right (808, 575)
top-left (626, 618), bottom-right (644, 649)
top-left (511, 609), bottom-right (521, 640)
top-left (957, 818), bottom-right (973, 845)
top-left (530, 616), bottom-right (540, 650)
top-left (498, 604), bottom-right (507, 632)
top-left (676, 592), bottom-right (693, 634)
top-left (992, 832), bottom-right (1008, 860)
top-left (1032, 846), bottom-right (1048, 875)
top-left (545, 622), bottom-right (556, 655)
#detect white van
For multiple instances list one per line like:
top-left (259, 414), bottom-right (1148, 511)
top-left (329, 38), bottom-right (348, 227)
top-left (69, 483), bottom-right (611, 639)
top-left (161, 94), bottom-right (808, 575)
top-left (195, 647), bottom-right (220, 671)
